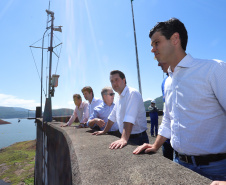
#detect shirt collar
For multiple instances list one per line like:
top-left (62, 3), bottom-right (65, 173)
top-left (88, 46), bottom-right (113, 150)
top-left (177, 54), bottom-right (195, 68)
top-left (91, 97), bottom-right (98, 104)
top-left (77, 101), bottom-right (84, 109)
top-left (120, 85), bottom-right (128, 97)
top-left (168, 54), bottom-right (195, 74)
top-left (103, 102), bottom-right (115, 107)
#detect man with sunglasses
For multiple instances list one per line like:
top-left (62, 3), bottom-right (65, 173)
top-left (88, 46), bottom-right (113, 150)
top-left (93, 70), bottom-right (149, 149)
top-left (87, 87), bottom-right (118, 132)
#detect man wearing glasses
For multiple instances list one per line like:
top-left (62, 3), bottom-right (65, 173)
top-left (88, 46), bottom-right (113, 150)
top-left (87, 87), bottom-right (119, 132)
top-left (93, 70), bottom-right (149, 149)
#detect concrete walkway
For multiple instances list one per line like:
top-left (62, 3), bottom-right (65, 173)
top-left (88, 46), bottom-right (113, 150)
top-left (48, 116), bottom-right (212, 185)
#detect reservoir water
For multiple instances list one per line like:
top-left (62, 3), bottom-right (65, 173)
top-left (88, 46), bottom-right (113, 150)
top-left (0, 118), bottom-right (36, 149)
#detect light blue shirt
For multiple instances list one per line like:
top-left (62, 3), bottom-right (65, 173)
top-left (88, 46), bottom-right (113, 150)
top-left (87, 102), bottom-right (119, 132)
top-left (88, 97), bottom-right (103, 116)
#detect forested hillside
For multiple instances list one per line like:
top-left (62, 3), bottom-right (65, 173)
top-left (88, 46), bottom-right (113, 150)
top-left (0, 106), bottom-right (73, 119)
top-left (144, 96), bottom-right (163, 111)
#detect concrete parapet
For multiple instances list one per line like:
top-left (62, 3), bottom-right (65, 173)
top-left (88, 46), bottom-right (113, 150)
top-left (35, 119), bottom-right (212, 185)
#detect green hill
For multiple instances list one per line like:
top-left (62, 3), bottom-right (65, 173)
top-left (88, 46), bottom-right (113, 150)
top-left (52, 108), bottom-right (73, 117)
top-left (0, 106), bottom-right (73, 119)
top-left (144, 96), bottom-right (163, 111)
top-left (0, 106), bottom-right (35, 119)
top-left (1, 97), bottom-right (163, 119)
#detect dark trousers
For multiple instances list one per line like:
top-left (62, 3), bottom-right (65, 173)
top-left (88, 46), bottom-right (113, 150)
top-left (150, 119), bottom-right (158, 136)
top-left (129, 131), bottom-right (149, 145)
top-left (162, 139), bottom-right (174, 161)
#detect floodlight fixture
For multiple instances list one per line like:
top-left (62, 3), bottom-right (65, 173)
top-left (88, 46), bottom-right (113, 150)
top-left (53, 26), bottom-right (62, 32)
top-left (46, 9), bottom-right (54, 16)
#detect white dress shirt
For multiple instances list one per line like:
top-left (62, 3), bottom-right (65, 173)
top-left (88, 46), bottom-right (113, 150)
top-left (67, 101), bottom-right (89, 126)
top-left (159, 54), bottom-right (226, 155)
top-left (88, 97), bottom-right (103, 116)
top-left (108, 86), bottom-right (147, 134)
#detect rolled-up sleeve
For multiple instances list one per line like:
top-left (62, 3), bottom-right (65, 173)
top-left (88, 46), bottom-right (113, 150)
top-left (87, 109), bottom-right (98, 128)
top-left (67, 108), bottom-right (77, 126)
top-left (81, 103), bottom-right (89, 123)
top-left (123, 91), bottom-right (140, 125)
top-left (108, 105), bottom-right (116, 123)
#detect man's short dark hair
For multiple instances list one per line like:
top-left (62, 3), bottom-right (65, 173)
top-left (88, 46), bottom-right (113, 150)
top-left (81, 86), bottom-right (94, 97)
top-left (149, 18), bottom-right (188, 51)
top-left (73, 94), bottom-right (82, 100)
top-left (110, 70), bottom-right (127, 84)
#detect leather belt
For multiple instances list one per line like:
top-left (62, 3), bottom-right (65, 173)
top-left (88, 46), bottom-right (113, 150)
top-left (175, 151), bottom-right (226, 166)
top-left (130, 131), bottom-right (146, 138)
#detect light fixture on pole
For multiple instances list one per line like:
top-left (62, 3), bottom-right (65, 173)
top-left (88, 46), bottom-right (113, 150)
top-left (53, 26), bottom-right (62, 32)
top-left (49, 74), bottom-right (60, 97)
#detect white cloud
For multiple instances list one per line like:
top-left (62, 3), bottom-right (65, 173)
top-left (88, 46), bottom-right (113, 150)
top-left (0, 93), bottom-right (39, 110)
top-left (66, 101), bottom-right (75, 109)
top-left (143, 98), bottom-right (153, 102)
top-left (67, 100), bottom-right (74, 105)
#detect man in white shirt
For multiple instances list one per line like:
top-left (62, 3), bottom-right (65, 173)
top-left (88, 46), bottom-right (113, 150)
top-left (61, 94), bottom-right (89, 128)
top-left (93, 70), bottom-right (149, 149)
top-left (133, 18), bottom-right (226, 181)
top-left (81, 86), bottom-right (103, 117)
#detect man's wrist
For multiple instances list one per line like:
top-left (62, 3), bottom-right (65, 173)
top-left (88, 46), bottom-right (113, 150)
top-left (120, 136), bottom-right (128, 143)
top-left (102, 129), bottom-right (107, 134)
top-left (95, 118), bottom-right (100, 124)
top-left (95, 118), bottom-right (98, 124)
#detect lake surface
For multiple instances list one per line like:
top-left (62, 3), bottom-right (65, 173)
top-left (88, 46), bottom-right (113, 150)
top-left (0, 118), bottom-right (36, 149)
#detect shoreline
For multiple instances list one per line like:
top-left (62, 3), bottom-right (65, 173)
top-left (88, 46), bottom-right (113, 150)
top-left (0, 119), bottom-right (11, 125)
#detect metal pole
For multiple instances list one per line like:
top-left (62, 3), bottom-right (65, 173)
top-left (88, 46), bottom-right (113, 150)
top-left (48, 14), bottom-right (54, 98)
top-left (131, 0), bottom-right (142, 95)
top-left (43, 12), bottom-right (54, 122)
top-left (41, 29), bottom-right (48, 117)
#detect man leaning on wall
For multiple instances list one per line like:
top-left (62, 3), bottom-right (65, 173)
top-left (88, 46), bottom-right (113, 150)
top-left (133, 18), bottom-right (226, 181)
top-left (61, 94), bottom-right (89, 128)
top-left (93, 70), bottom-right (149, 149)
top-left (87, 86), bottom-right (119, 133)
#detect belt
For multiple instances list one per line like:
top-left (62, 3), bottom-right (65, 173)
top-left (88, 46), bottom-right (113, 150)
top-left (130, 131), bottom-right (146, 139)
top-left (175, 151), bottom-right (226, 166)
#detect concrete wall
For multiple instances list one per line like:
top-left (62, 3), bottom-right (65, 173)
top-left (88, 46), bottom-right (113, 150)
top-left (35, 117), bottom-right (80, 185)
top-left (35, 118), bottom-right (212, 185)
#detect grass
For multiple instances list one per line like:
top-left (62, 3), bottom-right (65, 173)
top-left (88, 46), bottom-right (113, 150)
top-left (0, 140), bottom-right (36, 185)
top-left (0, 122), bottom-right (83, 184)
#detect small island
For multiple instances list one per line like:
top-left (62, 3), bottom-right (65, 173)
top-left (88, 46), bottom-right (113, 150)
top-left (0, 119), bottom-right (10, 125)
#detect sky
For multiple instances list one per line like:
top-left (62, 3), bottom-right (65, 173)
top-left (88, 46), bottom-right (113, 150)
top-left (0, 0), bottom-right (226, 111)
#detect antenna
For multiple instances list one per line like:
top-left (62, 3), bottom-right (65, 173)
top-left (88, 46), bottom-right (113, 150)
top-left (43, 9), bottom-right (62, 122)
